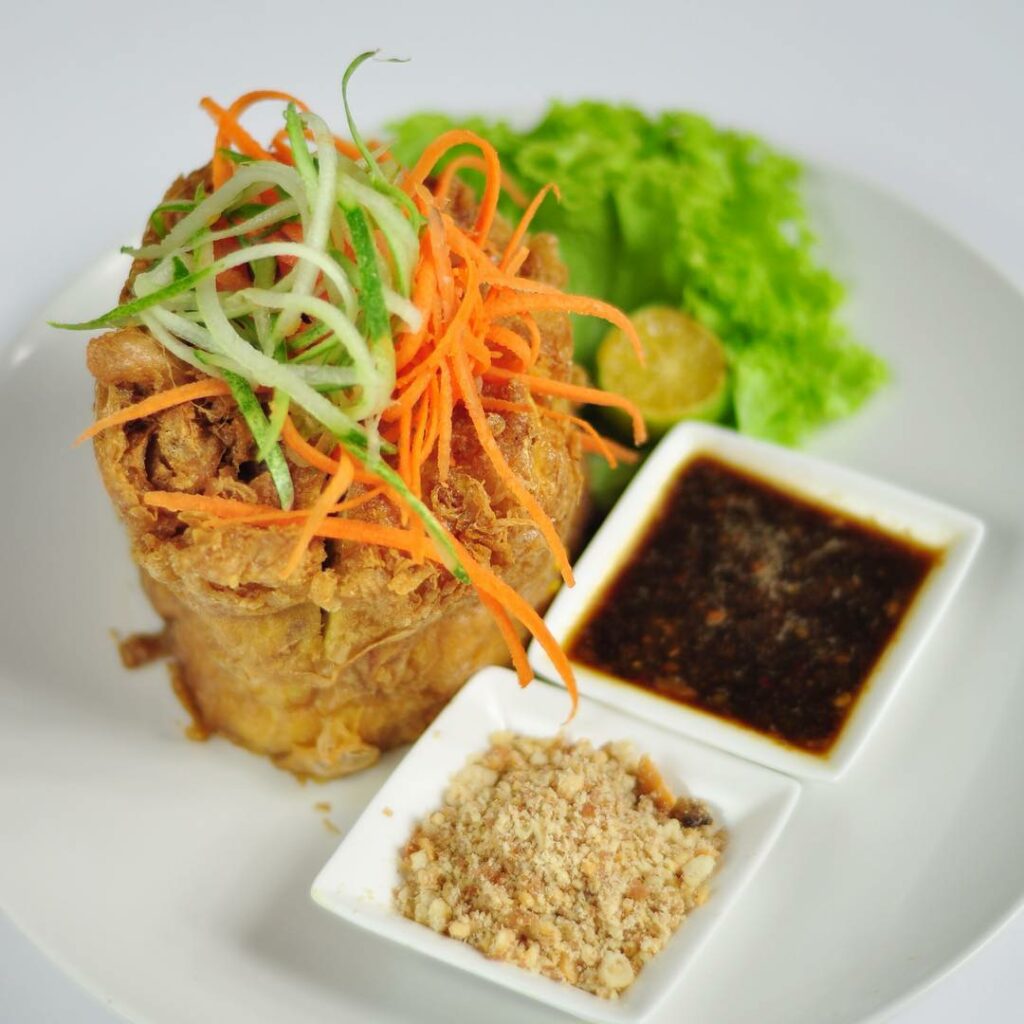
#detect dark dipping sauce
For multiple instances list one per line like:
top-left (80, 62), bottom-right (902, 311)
top-left (568, 456), bottom-right (939, 755)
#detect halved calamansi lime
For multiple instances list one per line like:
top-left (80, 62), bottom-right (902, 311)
top-left (596, 305), bottom-right (729, 439)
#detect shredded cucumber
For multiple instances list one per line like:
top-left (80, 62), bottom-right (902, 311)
top-left (159, 164), bottom-right (308, 253)
top-left (382, 287), bottom-right (421, 331)
top-left (239, 289), bottom-right (378, 413)
top-left (284, 104), bottom-right (318, 196)
top-left (341, 202), bottom-right (390, 346)
top-left (128, 198), bottom-right (301, 260)
top-left (262, 391), bottom-right (291, 460)
top-left (271, 110), bottom-right (338, 344)
top-left (218, 366), bottom-right (295, 509)
top-left (342, 177), bottom-right (419, 297)
top-left (136, 310), bottom-right (213, 373)
top-left (52, 267), bottom-right (217, 329)
top-left (341, 51), bottom-right (423, 230)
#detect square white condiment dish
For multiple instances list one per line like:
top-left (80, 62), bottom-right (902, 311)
top-left (530, 421), bottom-right (984, 782)
top-left (311, 667), bottom-right (799, 1024)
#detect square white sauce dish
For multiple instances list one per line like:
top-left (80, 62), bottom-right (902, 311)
top-left (311, 667), bottom-right (799, 1024)
top-left (530, 421), bottom-right (984, 782)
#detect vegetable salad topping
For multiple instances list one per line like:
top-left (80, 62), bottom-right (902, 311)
top-left (389, 102), bottom-right (887, 445)
top-left (59, 55), bottom-right (649, 713)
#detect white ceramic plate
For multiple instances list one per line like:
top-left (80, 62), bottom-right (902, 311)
top-left (530, 421), bottom-right (985, 781)
top-left (2, 165), bottom-right (1024, 1024)
top-left (311, 668), bottom-right (799, 1023)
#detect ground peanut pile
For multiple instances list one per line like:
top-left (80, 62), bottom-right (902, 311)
top-left (394, 732), bottom-right (726, 998)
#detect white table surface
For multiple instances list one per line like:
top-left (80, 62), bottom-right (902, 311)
top-left (2, 1), bottom-right (1022, 1021)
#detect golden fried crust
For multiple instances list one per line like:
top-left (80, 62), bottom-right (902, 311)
top-left (89, 167), bottom-right (584, 777)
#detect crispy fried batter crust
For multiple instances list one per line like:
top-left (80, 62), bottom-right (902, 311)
top-left (89, 167), bottom-right (584, 777)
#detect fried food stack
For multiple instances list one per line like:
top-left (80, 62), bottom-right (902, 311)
top-left (88, 169), bottom-right (583, 778)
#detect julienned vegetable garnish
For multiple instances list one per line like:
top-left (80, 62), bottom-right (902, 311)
top-left (58, 54), bottom-right (647, 717)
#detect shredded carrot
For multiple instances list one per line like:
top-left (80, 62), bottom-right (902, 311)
top-left (481, 397), bottom-right (622, 468)
top-left (201, 90), bottom-right (310, 188)
top-left (335, 136), bottom-right (390, 162)
top-left (485, 291), bottom-right (645, 365)
top-left (486, 324), bottom-right (534, 371)
top-left (479, 592), bottom-right (532, 687)
top-left (420, 376), bottom-right (442, 473)
top-left (520, 313), bottom-right (543, 364)
top-left (409, 388), bottom-right (431, 498)
top-left (436, 362), bottom-right (453, 482)
top-left (483, 366), bottom-right (648, 445)
top-left (333, 137), bottom-right (363, 161)
top-left (393, 260), bottom-right (480, 393)
top-left (444, 531), bottom-right (577, 715)
top-left (201, 486), bottom-right (388, 526)
top-left (383, 158), bottom-right (644, 598)
top-left (434, 153), bottom-right (530, 209)
top-left (312, 518), bottom-right (420, 551)
top-left (405, 130), bottom-right (502, 243)
top-left (425, 206), bottom-right (456, 322)
top-left (281, 415), bottom-right (341, 474)
top-left (500, 183), bottom-right (559, 270)
top-left (77, 379), bottom-right (231, 445)
top-left (143, 491), bottom-right (278, 518)
top-left (395, 251), bottom-right (437, 370)
top-left (451, 346), bottom-right (573, 586)
top-left (397, 402), bottom-right (413, 496)
top-left (504, 246), bottom-right (531, 277)
top-left (461, 319), bottom-right (494, 368)
top-left (478, 398), bottom-right (532, 416)
top-left (199, 98), bottom-right (273, 164)
top-left (579, 433), bottom-right (641, 465)
top-left (280, 453), bottom-right (355, 579)
top-left (408, 509), bottom-right (429, 565)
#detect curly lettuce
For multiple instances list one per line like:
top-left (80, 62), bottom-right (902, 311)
top-left (388, 102), bottom-right (886, 445)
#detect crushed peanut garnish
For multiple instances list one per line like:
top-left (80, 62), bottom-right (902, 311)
top-left (394, 732), bottom-right (725, 999)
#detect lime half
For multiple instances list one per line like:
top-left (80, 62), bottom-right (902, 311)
top-left (596, 305), bottom-right (729, 439)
